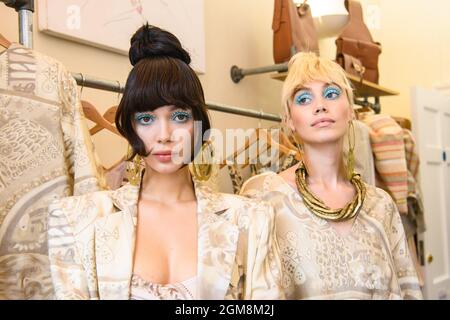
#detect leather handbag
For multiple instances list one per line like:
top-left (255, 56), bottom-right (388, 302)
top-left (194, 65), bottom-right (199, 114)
top-left (335, 0), bottom-right (382, 83)
top-left (273, 0), bottom-right (319, 64)
top-left (336, 52), bottom-right (365, 82)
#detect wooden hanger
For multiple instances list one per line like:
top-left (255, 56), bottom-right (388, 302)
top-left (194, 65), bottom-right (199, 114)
top-left (220, 128), bottom-right (299, 170)
top-left (392, 116), bottom-right (412, 130)
top-left (81, 100), bottom-right (120, 136)
top-left (90, 105), bottom-right (118, 135)
top-left (0, 33), bottom-right (12, 49)
top-left (241, 128), bottom-right (300, 169)
top-left (219, 130), bottom-right (259, 169)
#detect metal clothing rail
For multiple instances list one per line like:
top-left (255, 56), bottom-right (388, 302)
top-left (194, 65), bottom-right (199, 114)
top-left (1, 0), bottom-right (34, 48)
top-left (231, 62), bottom-right (288, 83)
top-left (231, 62), bottom-right (381, 113)
top-left (71, 73), bottom-right (282, 122)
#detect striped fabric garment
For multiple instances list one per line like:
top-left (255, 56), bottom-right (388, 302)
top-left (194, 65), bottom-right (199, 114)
top-left (359, 113), bottom-right (408, 214)
top-left (403, 129), bottom-right (420, 195)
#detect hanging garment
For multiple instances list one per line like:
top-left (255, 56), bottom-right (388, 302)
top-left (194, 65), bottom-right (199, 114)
top-left (278, 150), bottom-right (299, 173)
top-left (403, 129), bottom-right (426, 234)
top-left (359, 113), bottom-right (408, 214)
top-left (227, 164), bottom-right (244, 194)
top-left (343, 120), bottom-right (376, 185)
top-left (0, 43), bottom-right (105, 299)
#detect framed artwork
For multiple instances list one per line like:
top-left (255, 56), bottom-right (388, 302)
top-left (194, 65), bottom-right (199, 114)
top-left (38, 0), bottom-right (206, 72)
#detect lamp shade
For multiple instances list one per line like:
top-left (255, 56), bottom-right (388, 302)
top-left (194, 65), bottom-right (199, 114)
top-left (294, 0), bottom-right (349, 38)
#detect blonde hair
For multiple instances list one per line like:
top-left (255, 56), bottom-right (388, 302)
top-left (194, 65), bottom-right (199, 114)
top-left (281, 52), bottom-right (354, 121)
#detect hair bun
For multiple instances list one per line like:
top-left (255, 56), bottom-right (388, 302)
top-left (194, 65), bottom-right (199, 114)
top-left (129, 23), bottom-right (191, 66)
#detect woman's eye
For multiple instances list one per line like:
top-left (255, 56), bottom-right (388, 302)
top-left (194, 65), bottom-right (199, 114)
top-left (172, 111), bottom-right (192, 123)
top-left (295, 93), bottom-right (312, 105)
top-left (135, 114), bottom-right (155, 125)
top-left (324, 87), bottom-right (341, 100)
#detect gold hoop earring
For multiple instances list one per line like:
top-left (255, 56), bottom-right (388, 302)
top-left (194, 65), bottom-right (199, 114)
top-left (346, 120), bottom-right (356, 180)
top-left (126, 145), bottom-right (142, 186)
top-left (189, 141), bottom-right (214, 182)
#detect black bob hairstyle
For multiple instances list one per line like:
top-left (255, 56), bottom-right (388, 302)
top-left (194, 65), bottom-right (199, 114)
top-left (115, 23), bottom-right (211, 159)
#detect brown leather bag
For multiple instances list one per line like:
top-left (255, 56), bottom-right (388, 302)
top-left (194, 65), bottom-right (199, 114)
top-left (336, 52), bottom-right (365, 82)
top-left (335, 0), bottom-right (382, 83)
top-left (273, 0), bottom-right (319, 64)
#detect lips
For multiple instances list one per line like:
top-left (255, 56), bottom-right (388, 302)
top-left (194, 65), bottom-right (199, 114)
top-left (152, 150), bottom-right (172, 162)
top-left (311, 118), bottom-right (335, 127)
top-left (153, 151), bottom-right (172, 156)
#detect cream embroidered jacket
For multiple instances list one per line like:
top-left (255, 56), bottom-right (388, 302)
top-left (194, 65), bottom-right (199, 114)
top-left (47, 181), bottom-right (284, 300)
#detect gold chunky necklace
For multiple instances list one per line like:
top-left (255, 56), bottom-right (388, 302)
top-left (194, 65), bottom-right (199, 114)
top-left (295, 161), bottom-right (366, 221)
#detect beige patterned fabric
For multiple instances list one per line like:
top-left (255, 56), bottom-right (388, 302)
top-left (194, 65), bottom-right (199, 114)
top-left (130, 274), bottom-right (197, 300)
top-left (0, 44), bottom-right (105, 299)
top-left (47, 179), bottom-right (284, 300)
top-left (240, 171), bottom-right (423, 300)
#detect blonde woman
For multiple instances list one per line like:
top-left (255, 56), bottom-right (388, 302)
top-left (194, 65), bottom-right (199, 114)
top-left (47, 24), bottom-right (283, 300)
top-left (240, 52), bottom-right (422, 300)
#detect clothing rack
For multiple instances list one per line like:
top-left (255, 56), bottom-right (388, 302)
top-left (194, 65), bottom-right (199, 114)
top-left (71, 73), bottom-right (282, 122)
top-left (1, 0), bottom-right (34, 48)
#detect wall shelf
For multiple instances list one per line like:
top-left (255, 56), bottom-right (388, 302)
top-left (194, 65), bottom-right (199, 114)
top-left (271, 72), bottom-right (399, 97)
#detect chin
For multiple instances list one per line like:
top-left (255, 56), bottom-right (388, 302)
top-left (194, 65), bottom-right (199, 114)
top-left (146, 160), bottom-right (185, 174)
top-left (303, 130), bottom-right (346, 145)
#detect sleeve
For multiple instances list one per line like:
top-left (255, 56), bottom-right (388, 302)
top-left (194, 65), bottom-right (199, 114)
top-left (47, 197), bottom-right (97, 300)
top-left (239, 175), bottom-right (266, 199)
top-left (58, 66), bottom-right (106, 196)
top-left (244, 203), bottom-right (285, 300)
top-left (385, 194), bottom-right (423, 300)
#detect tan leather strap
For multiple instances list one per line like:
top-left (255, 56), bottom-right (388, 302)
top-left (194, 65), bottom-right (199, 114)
top-left (272, 0), bottom-right (283, 31)
top-left (339, 0), bottom-right (373, 43)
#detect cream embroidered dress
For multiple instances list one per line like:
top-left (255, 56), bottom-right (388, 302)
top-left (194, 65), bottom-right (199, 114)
top-left (240, 171), bottom-right (423, 300)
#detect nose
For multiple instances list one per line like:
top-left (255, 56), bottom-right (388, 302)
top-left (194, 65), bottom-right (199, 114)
top-left (157, 120), bottom-right (172, 144)
top-left (314, 101), bottom-right (329, 115)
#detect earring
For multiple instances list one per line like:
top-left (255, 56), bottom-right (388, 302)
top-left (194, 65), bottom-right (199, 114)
top-left (189, 140), bottom-right (214, 182)
top-left (346, 120), bottom-right (356, 180)
top-left (126, 145), bottom-right (142, 186)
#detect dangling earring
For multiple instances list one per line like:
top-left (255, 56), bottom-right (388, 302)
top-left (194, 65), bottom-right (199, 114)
top-left (346, 120), bottom-right (356, 180)
top-left (126, 145), bottom-right (142, 186)
top-left (189, 140), bottom-right (214, 182)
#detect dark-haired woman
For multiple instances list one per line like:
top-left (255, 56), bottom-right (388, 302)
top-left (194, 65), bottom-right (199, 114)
top-left (47, 25), bottom-right (283, 300)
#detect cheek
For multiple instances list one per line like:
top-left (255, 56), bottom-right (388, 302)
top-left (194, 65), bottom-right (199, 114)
top-left (289, 106), bottom-right (310, 131)
top-left (135, 125), bottom-right (158, 149)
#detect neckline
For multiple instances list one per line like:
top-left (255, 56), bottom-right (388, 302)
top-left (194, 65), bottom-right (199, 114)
top-left (132, 273), bottom-right (197, 287)
top-left (273, 172), bottom-right (363, 239)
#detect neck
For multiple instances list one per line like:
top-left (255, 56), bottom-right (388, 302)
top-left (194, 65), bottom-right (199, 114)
top-left (302, 140), bottom-right (348, 188)
top-left (140, 165), bottom-right (196, 203)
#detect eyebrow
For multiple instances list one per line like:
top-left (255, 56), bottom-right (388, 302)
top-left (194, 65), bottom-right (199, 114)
top-left (293, 82), bottom-right (340, 93)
